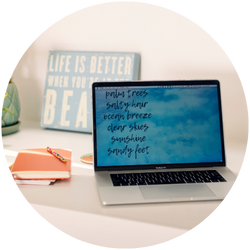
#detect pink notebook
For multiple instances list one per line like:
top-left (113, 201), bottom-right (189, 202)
top-left (11, 148), bottom-right (72, 180)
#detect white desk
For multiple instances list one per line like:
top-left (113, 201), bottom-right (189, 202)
top-left (3, 120), bottom-right (246, 248)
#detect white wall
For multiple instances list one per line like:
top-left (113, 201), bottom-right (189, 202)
top-left (12, 2), bottom-right (248, 144)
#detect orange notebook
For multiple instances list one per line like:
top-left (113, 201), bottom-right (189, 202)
top-left (11, 148), bottom-right (72, 180)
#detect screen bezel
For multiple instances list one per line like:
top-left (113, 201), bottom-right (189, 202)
top-left (92, 80), bottom-right (226, 172)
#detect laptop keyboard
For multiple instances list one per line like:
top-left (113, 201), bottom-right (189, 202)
top-left (110, 170), bottom-right (226, 186)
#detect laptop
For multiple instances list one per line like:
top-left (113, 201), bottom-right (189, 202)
top-left (92, 80), bottom-right (236, 205)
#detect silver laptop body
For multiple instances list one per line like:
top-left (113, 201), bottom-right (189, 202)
top-left (92, 80), bottom-right (236, 205)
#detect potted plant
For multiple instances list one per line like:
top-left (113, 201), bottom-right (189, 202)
top-left (2, 78), bottom-right (21, 135)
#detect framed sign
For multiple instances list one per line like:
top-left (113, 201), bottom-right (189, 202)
top-left (41, 51), bottom-right (140, 133)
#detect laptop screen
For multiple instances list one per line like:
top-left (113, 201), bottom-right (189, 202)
top-left (92, 80), bottom-right (225, 171)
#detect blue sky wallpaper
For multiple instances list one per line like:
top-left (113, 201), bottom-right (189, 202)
top-left (95, 86), bottom-right (223, 167)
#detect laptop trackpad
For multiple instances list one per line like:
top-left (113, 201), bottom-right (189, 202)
top-left (139, 184), bottom-right (215, 200)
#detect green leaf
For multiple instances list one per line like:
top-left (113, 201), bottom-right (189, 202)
top-left (4, 94), bottom-right (8, 98)
top-left (9, 78), bottom-right (13, 84)
top-left (0, 108), bottom-right (14, 115)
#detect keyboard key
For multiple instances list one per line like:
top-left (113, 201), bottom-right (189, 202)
top-left (219, 178), bottom-right (226, 182)
top-left (185, 179), bottom-right (196, 183)
top-left (129, 182), bottom-right (137, 186)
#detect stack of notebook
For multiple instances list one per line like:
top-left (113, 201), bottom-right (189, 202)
top-left (10, 148), bottom-right (72, 185)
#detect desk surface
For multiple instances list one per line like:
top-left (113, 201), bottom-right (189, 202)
top-left (3, 120), bottom-right (246, 248)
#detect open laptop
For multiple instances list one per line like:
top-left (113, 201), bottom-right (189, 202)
top-left (92, 80), bottom-right (236, 205)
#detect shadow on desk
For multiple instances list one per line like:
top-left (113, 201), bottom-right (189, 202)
top-left (18, 173), bottom-right (250, 233)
